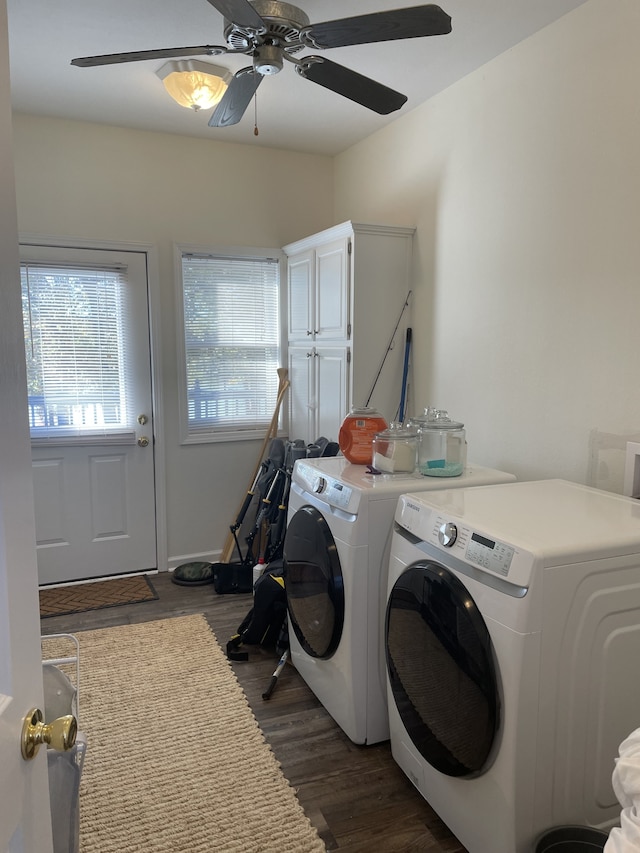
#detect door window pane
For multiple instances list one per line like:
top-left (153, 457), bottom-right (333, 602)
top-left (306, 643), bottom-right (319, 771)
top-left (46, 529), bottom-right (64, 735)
top-left (21, 264), bottom-right (133, 438)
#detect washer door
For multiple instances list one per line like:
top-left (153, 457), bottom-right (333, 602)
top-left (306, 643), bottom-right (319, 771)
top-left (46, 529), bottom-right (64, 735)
top-left (284, 505), bottom-right (345, 659)
top-left (386, 561), bottom-right (500, 778)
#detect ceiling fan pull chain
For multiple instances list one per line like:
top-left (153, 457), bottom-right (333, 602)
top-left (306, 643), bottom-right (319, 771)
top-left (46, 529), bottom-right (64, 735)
top-left (254, 91), bottom-right (259, 136)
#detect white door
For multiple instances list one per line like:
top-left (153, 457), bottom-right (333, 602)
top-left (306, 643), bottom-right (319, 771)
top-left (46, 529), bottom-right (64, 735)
top-left (1, 0), bottom-right (53, 844)
top-left (21, 245), bottom-right (157, 585)
top-left (288, 344), bottom-right (314, 443)
top-left (287, 345), bottom-right (349, 444)
top-left (287, 249), bottom-right (314, 340)
top-left (0, 453), bottom-right (53, 853)
top-left (315, 238), bottom-right (350, 341)
top-left (315, 345), bottom-right (349, 443)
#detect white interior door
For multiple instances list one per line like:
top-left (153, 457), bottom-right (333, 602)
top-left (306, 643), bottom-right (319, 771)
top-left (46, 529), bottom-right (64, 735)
top-left (1, 2), bottom-right (53, 842)
top-left (20, 246), bottom-right (157, 585)
top-left (0, 442), bottom-right (53, 853)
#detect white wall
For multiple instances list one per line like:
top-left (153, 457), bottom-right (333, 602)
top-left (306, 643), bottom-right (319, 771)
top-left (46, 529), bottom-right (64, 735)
top-left (333, 0), bottom-right (640, 491)
top-left (12, 115), bottom-right (334, 567)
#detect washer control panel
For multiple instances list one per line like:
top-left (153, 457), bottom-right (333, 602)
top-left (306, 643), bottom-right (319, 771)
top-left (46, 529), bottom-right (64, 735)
top-left (320, 478), bottom-right (353, 510)
top-left (429, 515), bottom-right (514, 576)
top-left (465, 532), bottom-right (514, 577)
top-left (294, 462), bottom-right (354, 511)
top-left (395, 494), bottom-right (534, 587)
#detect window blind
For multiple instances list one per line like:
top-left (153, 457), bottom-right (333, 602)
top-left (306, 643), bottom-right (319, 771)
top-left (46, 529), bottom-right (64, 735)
top-left (21, 263), bottom-right (134, 440)
top-left (181, 252), bottom-right (280, 436)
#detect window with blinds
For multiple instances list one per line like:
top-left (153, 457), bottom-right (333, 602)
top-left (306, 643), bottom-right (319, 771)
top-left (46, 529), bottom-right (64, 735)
top-left (178, 249), bottom-right (281, 442)
top-left (21, 262), bottom-right (134, 440)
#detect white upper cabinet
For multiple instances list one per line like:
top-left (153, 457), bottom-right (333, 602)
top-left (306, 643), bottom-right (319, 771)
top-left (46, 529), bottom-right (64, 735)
top-left (287, 238), bottom-right (350, 342)
top-left (314, 239), bottom-right (350, 340)
top-left (284, 221), bottom-right (414, 444)
top-left (287, 250), bottom-right (314, 341)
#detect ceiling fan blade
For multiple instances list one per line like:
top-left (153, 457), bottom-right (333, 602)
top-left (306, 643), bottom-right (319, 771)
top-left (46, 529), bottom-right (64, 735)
top-left (208, 69), bottom-right (262, 127)
top-left (203, 0), bottom-right (266, 31)
top-left (301, 4), bottom-right (452, 50)
top-left (296, 57), bottom-right (406, 115)
top-left (71, 45), bottom-right (228, 67)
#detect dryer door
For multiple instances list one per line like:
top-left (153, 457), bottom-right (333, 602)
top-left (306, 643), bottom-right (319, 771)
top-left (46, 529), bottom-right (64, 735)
top-left (284, 505), bottom-right (345, 659)
top-left (386, 561), bottom-right (500, 778)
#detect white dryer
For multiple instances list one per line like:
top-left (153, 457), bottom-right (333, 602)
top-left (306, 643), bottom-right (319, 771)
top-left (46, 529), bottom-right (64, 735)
top-left (385, 479), bottom-right (640, 853)
top-left (283, 457), bottom-right (516, 745)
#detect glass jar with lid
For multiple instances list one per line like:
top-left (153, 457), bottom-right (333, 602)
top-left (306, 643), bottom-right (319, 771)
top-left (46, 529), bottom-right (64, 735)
top-left (407, 406), bottom-right (437, 431)
top-left (372, 422), bottom-right (419, 474)
top-left (416, 410), bottom-right (466, 477)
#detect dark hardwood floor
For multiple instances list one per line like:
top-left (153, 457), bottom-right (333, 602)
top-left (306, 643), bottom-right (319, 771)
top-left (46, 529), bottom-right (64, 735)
top-left (41, 571), bottom-right (467, 853)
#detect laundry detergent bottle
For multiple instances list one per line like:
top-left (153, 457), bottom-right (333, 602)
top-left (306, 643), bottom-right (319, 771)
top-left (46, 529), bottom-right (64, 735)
top-left (338, 407), bottom-right (388, 465)
top-left (252, 557), bottom-right (266, 594)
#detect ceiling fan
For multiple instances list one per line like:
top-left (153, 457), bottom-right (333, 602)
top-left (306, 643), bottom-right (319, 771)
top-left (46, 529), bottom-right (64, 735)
top-left (71, 0), bottom-right (452, 128)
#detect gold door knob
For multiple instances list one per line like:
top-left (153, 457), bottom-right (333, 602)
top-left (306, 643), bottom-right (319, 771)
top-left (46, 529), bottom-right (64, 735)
top-left (21, 707), bottom-right (77, 761)
top-left (138, 436), bottom-right (149, 447)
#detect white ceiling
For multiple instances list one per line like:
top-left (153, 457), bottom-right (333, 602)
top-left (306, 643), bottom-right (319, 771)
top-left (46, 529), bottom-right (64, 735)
top-left (7, 0), bottom-right (589, 156)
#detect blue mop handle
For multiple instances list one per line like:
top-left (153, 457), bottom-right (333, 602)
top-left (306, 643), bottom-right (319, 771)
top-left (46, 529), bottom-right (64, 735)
top-left (398, 327), bottom-right (412, 423)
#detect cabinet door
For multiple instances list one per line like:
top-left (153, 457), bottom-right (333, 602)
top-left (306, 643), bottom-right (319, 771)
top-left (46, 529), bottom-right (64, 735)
top-left (288, 345), bottom-right (314, 443)
top-left (287, 250), bottom-right (314, 340)
top-left (315, 345), bottom-right (349, 443)
top-left (315, 238), bottom-right (350, 340)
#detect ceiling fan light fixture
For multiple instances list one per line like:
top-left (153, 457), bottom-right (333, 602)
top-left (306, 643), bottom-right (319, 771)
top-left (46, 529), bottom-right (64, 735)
top-left (156, 60), bottom-right (231, 111)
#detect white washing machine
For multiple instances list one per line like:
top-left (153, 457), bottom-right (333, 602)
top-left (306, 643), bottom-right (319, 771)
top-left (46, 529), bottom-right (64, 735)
top-left (385, 479), bottom-right (640, 853)
top-left (282, 457), bottom-right (516, 745)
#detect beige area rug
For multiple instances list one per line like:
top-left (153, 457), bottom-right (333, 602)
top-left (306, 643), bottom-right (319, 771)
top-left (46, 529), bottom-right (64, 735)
top-left (43, 615), bottom-right (325, 853)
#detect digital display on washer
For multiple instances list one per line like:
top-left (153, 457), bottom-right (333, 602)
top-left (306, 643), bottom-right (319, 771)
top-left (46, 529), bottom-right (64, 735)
top-left (466, 531), bottom-right (515, 577)
top-left (472, 532), bottom-right (495, 549)
top-left (326, 481), bottom-right (352, 509)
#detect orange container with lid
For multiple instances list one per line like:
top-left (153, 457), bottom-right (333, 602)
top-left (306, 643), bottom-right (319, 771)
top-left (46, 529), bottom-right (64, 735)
top-left (338, 407), bottom-right (388, 465)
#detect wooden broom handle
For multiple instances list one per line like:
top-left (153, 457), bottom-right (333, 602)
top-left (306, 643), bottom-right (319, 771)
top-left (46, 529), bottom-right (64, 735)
top-left (219, 369), bottom-right (290, 564)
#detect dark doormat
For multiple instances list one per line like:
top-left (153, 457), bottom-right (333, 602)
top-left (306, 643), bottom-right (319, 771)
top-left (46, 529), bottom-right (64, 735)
top-left (40, 574), bottom-right (158, 618)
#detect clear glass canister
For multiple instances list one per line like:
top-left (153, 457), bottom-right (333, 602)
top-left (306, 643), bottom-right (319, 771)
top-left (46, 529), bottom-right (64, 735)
top-left (372, 423), bottom-right (419, 474)
top-left (407, 406), bottom-right (437, 431)
top-left (417, 410), bottom-right (466, 477)
top-left (338, 407), bottom-right (388, 465)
